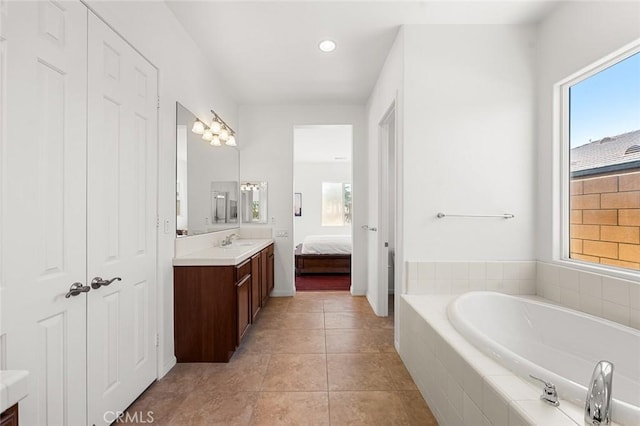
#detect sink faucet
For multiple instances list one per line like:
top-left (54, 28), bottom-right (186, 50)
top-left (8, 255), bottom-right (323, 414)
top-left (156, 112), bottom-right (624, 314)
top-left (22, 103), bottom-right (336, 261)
top-left (585, 360), bottom-right (614, 426)
top-left (220, 233), bottom-right (238, 247)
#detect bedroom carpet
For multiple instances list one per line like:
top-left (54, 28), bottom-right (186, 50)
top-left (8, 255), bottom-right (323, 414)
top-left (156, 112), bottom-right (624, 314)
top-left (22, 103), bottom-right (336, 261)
top-left (295, 274), bottom-right (351, 291)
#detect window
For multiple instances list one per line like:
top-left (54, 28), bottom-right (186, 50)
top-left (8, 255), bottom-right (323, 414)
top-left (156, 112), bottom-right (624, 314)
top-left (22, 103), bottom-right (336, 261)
top-left (564, 49), bottom-right (640, 271)
top-left (322, 182), bottom-right (352, 226)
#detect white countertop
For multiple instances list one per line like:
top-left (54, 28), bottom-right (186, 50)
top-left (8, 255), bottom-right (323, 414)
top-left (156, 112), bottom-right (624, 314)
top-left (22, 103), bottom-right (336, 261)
top-left (0, 370), bottom-right (29, 413)
top-left (173, 238), bottom-right (274, 266)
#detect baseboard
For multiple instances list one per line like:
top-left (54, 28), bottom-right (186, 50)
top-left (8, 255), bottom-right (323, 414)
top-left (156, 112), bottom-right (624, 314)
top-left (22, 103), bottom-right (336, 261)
top-left (160, 356), bottom-right (177, 379)
top-left (270, 290), bottom-right (294, 297)
top-left (351, 286), bottom-right (366, 296)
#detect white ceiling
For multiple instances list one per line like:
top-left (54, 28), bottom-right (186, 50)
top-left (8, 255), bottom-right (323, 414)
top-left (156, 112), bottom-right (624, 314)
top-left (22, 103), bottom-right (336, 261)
top-left (166, 1), bottom-right (559, 104)
top-left (294, 125), bottom-right (352, 163)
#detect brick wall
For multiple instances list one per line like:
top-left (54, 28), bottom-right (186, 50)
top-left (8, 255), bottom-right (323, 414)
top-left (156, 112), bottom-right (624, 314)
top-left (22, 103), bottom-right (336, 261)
top-left (570, 170), bottom-right (640, 270)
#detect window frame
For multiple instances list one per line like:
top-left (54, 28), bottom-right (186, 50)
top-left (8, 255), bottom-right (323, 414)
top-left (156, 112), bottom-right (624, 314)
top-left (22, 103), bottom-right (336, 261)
top-left (556, 41), bottom-right (640, 279)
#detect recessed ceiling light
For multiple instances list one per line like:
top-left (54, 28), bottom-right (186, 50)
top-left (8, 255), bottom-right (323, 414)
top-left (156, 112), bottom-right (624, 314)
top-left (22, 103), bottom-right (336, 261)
top-left (318, 39), bottom-right (336, 53)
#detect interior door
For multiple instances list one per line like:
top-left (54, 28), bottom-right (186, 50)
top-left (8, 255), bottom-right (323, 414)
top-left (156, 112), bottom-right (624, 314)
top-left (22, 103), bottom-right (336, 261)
top-left (86, 12), bottom-right (158, 425)
top-left (1, 1), bottom-right (88, 424)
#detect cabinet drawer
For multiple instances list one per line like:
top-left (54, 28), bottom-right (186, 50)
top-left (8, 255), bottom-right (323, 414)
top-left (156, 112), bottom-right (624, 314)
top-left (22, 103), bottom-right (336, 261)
top-left (235, 258), bottom-right (251, 281)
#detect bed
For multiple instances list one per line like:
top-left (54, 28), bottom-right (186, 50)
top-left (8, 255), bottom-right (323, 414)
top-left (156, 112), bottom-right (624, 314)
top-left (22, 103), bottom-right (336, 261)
top-left (295, 235), bottom-right (352, 275)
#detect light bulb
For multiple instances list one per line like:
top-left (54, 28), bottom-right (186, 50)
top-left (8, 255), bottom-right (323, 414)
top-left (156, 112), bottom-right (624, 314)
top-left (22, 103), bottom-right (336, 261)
top-left (210, 119), bottom-right (222, 134)
top-left (192, 119), bottom-right (205, 134)
top-left (211, 135), bottom-right (221, 146)
top-left (226, 135), bottom-right (236, 146)
top-left (319, 39), bottom-right (336, 52)
top-left (202, 129), bottom-right (213, 141)
top-left (219, 128), bottom-right (229, 141)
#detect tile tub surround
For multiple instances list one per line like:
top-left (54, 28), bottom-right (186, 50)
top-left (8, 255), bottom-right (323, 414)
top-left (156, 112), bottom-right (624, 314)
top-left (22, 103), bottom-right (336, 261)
top-left (536, 262), bottom-right (640, 330)
top-left (406, 260), bottom-right (639, 330)
top-left (399, 295), bottom-right (623, 426)
top-left (406, 261), bottom-right (537, 296)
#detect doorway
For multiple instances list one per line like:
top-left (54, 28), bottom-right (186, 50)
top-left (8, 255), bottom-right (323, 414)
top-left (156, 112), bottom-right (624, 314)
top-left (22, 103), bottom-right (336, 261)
top-left (293, 125), bottom-right (353, 291)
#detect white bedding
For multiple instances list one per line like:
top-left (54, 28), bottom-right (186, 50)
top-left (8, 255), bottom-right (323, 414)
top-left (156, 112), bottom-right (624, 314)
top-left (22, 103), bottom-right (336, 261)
top-left (301, 235), bottom-right (352, 255)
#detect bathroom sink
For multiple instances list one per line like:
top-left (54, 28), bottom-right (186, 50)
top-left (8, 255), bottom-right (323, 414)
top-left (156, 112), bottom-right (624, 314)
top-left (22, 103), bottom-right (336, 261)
top-left (221, 240), bottom-right (258, 249)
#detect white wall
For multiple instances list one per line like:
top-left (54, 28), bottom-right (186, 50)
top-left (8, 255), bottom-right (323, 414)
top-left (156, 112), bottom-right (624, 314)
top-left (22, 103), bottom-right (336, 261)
top-left (402, 24), bottom-right (537, 262)
top-left (293, 161), bottom-right (352, 246)
top-left (239, 105), bottom-right (367, 296)
top-left (87, 0), bottom-right (238, 377)
top-left (536, 1), bottom-right (640, 263)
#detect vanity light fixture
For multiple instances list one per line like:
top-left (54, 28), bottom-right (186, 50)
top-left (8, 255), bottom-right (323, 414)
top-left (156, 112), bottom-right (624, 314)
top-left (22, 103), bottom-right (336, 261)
top-left (191, 108), bottom-right (237, 147)
top-left (192, 118), bottom-right (205, 134)
top-left (210, 118), bottom-right (222, 134)
top-left (240, 182), bottom-right (262, 191)
top-left (219, 127), bottom-right (230, 142)
top-left (319, 39), bottom-right (336, 53)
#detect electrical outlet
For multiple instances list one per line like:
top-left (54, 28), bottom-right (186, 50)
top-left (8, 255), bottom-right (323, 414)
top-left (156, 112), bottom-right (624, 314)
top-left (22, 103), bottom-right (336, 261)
top-left (275, 229), bottom-right (288, 238)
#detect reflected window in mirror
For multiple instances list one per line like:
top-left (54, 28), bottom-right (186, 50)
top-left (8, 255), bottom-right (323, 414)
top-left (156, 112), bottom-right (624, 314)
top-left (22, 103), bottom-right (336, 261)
top-left (241, 182), bottom-right (268, 224)
top-left (176, 102), bottom-right (239, 237)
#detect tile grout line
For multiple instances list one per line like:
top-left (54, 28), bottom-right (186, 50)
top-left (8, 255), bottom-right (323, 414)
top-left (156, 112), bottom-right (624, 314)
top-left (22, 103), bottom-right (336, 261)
top-left (323, 301), bottom-right (332, 425)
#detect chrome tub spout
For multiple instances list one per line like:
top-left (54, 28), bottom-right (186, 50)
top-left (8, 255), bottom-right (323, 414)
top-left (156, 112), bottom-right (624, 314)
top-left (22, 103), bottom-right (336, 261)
top-left (585, 360), bottom-right (614, 425)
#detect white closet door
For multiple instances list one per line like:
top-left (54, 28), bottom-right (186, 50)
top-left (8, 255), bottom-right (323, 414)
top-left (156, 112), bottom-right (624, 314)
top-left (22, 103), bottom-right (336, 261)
top-left (86, 12), bottom-right (158, 425)
top-left (1, 1), bottom-right (88, 425)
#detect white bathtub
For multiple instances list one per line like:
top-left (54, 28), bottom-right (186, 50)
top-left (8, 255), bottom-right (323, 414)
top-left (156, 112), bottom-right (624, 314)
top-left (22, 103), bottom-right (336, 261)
top-left (448, 291), bottom-right (640, 426)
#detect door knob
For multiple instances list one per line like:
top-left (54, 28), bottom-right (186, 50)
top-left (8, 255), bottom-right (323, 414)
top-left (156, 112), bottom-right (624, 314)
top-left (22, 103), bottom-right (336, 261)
top-left (65, 282), bottom-right (90, 298)
top-left (91, 276), bottom-right (122, 290)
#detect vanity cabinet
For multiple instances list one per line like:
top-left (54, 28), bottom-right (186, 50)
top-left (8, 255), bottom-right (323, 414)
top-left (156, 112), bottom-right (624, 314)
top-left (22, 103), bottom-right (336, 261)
top-left (251, 254), bottom-right (261, 321)
top-left (236, 259), bottom-right (251, 344)
top-left (174, 243), bottom-right (274, 362)
top-left (0, 404), bottom-right (18, 426)
top-left (260, 250), bottom-right (269, 306)
top-left (267, 244), bottom-right (275, 293)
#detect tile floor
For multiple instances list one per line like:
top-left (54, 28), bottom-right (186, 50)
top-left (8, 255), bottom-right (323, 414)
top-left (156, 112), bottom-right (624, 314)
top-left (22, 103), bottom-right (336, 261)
top-left (125, 292), bottom-right (438, 425)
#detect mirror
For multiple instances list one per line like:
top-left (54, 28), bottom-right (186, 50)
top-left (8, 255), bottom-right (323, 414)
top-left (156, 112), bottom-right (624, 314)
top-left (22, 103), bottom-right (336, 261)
top-left (176, 102), bottom-right (239, 236)
top-left (241, 181), bottom-right (268, 224)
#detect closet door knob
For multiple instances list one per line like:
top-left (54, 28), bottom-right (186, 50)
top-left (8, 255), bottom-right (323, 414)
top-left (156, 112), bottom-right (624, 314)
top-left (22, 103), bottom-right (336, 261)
top-left (65, 282), bottom-right (90, 298)
top-left (90, 276), bottom-right (122, 290)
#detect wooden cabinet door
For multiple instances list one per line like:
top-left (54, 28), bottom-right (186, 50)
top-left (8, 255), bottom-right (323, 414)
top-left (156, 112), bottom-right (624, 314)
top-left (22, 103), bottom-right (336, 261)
top-left (267, 245), bottom-right (275, 293)
top-left (0, 404), bottom-right (18, 426)
top-left (260, 250), bottom-right (268, 305)
top-left (251, 254), bottom-right (261, 321)
top-left (173, 266), bottom-right (236, 363)
top-left (236, 275), bottom-right (251, 344)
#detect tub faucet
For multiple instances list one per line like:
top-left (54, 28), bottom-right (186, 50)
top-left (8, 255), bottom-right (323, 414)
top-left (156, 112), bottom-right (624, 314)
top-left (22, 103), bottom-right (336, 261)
top-left (585, 360), bottom-right (614, 426)
top-left (529, 375), bottom-right (560, 406)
